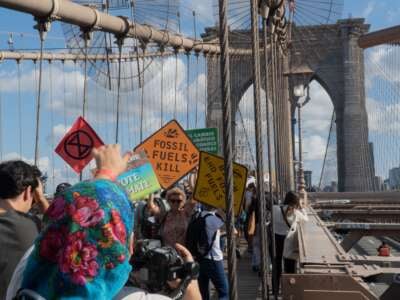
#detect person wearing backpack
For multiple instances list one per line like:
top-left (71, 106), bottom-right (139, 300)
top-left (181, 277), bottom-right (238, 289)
top-left (186, 205), bottom-right (228, 300)
top-left (272, 191), bottom-right (308, 295)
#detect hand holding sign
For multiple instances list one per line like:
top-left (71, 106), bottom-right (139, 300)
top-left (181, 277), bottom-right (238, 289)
top-left (92, 145), bottom-right (133, 177)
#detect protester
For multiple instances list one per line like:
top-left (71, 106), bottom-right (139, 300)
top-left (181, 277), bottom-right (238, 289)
top-left (54, 182), bottom-right (72, 197)
top-left (6, 145), bottom-right (201, 300)
top-left (196, 205), bottom-right (228, 300)
top-left (248, 191), bottom-right (261, 273)
top-left (272, 191), bottom-right (308, 294)
top-left (147, 178), bottom-right (197, 247)
top-left (377, 242), bottom-right (391, 257)
top-left (0, 160), bottom-right (49, 299)
top-left (244, 181), bottom-right (257, 252)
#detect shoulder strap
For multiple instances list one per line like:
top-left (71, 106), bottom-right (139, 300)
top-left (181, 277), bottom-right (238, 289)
top-left (280, 206), bottom-right (291, 228)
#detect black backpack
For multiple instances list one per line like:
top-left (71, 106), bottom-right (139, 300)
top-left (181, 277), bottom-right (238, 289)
top-left (185, 211), bottom-right (217, 260)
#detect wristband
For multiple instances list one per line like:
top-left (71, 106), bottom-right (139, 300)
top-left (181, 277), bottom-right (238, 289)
top-left (95, 169), bottom-right (117, 181)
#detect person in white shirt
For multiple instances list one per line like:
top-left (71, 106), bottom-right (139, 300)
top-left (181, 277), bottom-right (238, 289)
top-left (272, 191), bottom-right (308, 294)
top-left (197, 206), bottom-right (228, 300)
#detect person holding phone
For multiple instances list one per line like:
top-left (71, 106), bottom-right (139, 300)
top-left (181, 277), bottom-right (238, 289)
top-left (0, 160), bottom-right (49, 299)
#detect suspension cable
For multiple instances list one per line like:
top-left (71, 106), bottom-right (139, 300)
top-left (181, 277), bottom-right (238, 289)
top-left (237, 107), bottom-right (256, 167)
top-left (174, 48), bottom-right (179, 120)
top-left (204, 53), bottom-right (208, 126)
top-left (139, 43), bottom-right (147, 142)
top-left (0, 73), bottom-right (3, 161)
top-left (250, 1), bottom-right (269, 297)
top-left (17, 60), bottom-right (23, 158)
top-left (217, 0), bottom-right (238, 299)
top-left (160, 45), bottom-right (165, 127)
top-left (319, 111), bottom-right (335, 189)
top-left (263, 14), bottom-right (276, 292)
top-left (195, 53), bottom-right (200, 128)
top-left (82, 30), bottom-right (90, 119)
top-left (34, 19), bottom-right (50, 166)
top-left (186, 51), bottom-right (190, 128)
top-left (115, 37), bottom-right (124, 143)
top-left (49, 60), bottom-right (55, 186)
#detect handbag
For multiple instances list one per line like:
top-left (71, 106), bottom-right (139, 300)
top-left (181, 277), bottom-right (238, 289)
top-left (281, 207), bottom-right (300, 259)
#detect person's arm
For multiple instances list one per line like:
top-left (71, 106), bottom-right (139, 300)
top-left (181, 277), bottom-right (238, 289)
top-left (92, 144), bottom-right (132, 181)
top-left (174, 244), bottom-right (202, 300)
top-left (146, 194), bottom-right (162, 216)
top-left (33, 179), bottom-right (49, 213)
top-left (296, 207), bottom-right (309, 222)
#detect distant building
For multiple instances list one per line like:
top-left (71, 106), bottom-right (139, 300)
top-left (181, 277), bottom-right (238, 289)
top-left (304, 170), bottom-right (312, 191)
top-left (331, 181), bottom-right (338, 192)
top-left (383, 179), bottom-right (390, 191)
top-left (389, 167), bottom-right (400, 190)
top-left (373, 176), bottom-right (383, 191)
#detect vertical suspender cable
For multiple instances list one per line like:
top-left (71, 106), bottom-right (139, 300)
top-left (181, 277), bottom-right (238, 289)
top-left (217, 0), bottom-right (238, 299)
top-left (174, 49), bottom-right (179, 120)
top-left (0, 75), bottom-right (2, 161)
top-left (115, 37), bottom-right (123, 143)
top-left (139, 45), bottom-right (146, 142)
top-left (263, 14), bottom-right (276, 296)
top-left (195, 53), bottom-right (199, 128)
top-left (49, 60), bottom-right (55, 186)
top-left (34, 20), bottom-right (48, 166)
top-left (319, 111), bottom-right (335, 189)
top-left (160, 46), bottom-right (165, 127)
top-left (17, 60), bottom-right (23, 158)
top-left (204, 53), bottom-right (208, 126)
top-left (270, 26), bottom-right (280, 300)
top-left (250, 1), bottom-right (269, 298)
top-left (186, 52), bottom-right (190, 128)
top-left (82, 31), bottom-right (90, 119)
top-left (80, 31), bottom-right (90, 181)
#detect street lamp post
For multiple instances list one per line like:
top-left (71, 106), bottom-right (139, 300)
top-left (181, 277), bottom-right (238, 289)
top-left (294, 84), bottom-right (310, 206)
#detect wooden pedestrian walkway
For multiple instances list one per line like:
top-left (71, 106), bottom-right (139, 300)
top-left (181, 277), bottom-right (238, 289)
top-left (212, 239), bottom-right (264, 299)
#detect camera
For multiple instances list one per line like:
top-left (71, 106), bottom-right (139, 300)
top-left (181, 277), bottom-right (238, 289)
top-left (129, 239), bottom-right (199, 294)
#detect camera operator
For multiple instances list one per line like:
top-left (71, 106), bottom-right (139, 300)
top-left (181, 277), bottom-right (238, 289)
top-left (6, 145), bottom-right (201, 300)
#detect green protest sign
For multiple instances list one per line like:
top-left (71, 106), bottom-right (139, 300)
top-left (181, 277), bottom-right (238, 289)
top-left (186, 128), bottom-right (219, 154)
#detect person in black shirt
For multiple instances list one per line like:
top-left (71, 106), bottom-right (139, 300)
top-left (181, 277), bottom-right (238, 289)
top-left (0, 160), bottom-right (49, 299)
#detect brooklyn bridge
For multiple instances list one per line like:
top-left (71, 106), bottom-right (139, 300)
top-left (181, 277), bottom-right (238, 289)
top-left (0, 0), bottom-right (399, 299)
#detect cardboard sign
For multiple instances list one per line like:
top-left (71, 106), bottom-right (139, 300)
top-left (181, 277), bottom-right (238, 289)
top-left (134, 120), bottom-right (200, 189)
top-left (193, 152), bottom-right (248, 215)
top-left (55, 116), bottom-right (104, 173)
top-left (117, 150), bottom-right (161, 202)
top-left (186, 128), bottom-right (219, 154)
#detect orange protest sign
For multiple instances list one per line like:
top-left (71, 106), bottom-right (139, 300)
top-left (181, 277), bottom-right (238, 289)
top-left (134, 120), bottom-right (200, 189)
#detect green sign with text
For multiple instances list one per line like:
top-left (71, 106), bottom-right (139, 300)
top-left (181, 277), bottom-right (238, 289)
top-left (186, 128), bottom-right (219, 154)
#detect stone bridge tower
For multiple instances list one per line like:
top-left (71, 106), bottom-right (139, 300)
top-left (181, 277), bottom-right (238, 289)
top-left (204, 18), bottom-right (375, 192)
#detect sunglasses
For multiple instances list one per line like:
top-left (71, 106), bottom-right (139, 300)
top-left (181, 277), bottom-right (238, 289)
top-left (169, 198), bottom-right (183, 204)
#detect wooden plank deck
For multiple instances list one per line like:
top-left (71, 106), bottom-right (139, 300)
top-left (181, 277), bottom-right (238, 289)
top-left (211, 239), bottom-right (264, 299)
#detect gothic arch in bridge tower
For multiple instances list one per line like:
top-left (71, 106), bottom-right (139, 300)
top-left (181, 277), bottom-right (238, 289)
top-left (205, 18), bottom-right (375, 192)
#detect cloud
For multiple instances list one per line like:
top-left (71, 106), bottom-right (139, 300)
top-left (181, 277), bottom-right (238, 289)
top-left (362, 1), bottom-right (376, 19)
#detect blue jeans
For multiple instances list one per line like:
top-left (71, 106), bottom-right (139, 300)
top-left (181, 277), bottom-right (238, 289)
top-left (198, 258), bottom-right (229, 300)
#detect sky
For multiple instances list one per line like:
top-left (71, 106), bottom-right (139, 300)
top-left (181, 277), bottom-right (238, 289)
top-left (0, 0), bottom-right (399, 192)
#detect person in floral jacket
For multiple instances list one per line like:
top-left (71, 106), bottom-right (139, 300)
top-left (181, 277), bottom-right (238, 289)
top-left (6, 145), bottom-right (201, 300)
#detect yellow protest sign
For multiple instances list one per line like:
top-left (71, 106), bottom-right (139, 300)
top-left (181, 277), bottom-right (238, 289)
top-left (193, 152), bottom-right (248, 215)
top-left (134, 120), bottom-right (200, 189)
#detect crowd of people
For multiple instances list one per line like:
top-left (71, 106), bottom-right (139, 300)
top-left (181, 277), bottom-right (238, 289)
top-left (0, 143), bottom-right (310, 299)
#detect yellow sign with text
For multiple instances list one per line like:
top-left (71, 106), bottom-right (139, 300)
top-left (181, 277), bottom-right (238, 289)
top-left (194, 152), bottom-right (248, 215)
